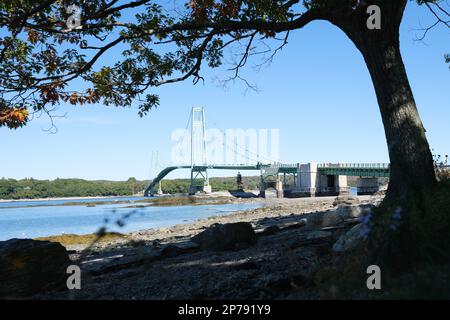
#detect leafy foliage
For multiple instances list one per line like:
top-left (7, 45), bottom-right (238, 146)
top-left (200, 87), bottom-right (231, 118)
top-left (432, 149), bottom-right (449, 181)
top-left (0, 99), bottom-right (29, 129)
top-left (1, 1), bottom-right (446, 127)
top-left (0, 0), bottom-right (295, 127)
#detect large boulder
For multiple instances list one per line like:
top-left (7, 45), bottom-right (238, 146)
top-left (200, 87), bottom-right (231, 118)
top-left (191, 222), bottom-right (257, 251)
top-left (0, 239), bottom-right (71, 299)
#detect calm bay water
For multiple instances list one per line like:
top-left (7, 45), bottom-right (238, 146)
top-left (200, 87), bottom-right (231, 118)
top-left (0, 197), bottom-right (262, 241)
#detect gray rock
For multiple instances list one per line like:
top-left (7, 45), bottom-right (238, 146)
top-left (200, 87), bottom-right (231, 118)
top-left (306, 230), bottom-right (333, 241)
top-left (319, 211), bottom-right (345, 227)
top-left (337, 204), bottom-right (372, 220)
top-left (336, 205), bottom-right (362, 219)
top-left (0, 239), bottom-right (70, 298)
top-left (332, 223), bottom-right (365, 253)
top-left (333, 196), bottom-right (360, 206)
top-left (256, 225), bottom-right (280, 236)
top-left (191, 222), bottom-right (257, 251)
top-left (279, 218), bottom-right (307, 230)
top-left (160, 241), bottom-right (199, 257)
top-left (307, 208), bottom-right (359, 228)
top-left (83, 247), bottom-right (161, 275)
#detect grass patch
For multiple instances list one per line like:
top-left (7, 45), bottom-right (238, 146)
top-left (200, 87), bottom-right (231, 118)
top-left (35, 232), bottom-right (126, 246)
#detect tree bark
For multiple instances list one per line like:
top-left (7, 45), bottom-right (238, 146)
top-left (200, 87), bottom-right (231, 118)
top-left (360, 40), bottom-right (436, 201)
top-left (333, 2), bottom-right (437, 202)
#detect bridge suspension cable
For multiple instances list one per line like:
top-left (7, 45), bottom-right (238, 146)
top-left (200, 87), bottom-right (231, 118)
top-left (209, 120), bottom-right (279, 164)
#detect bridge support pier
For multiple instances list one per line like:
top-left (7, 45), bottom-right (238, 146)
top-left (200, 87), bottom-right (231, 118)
top-left (294, 162), bottom-right (349, 197)
top-left (357, 177), bottom-right (379, 195)
top-left (157, 182), bottom-right (163, 195)
top-left (189, 167), bottom-right (211, 195)
top-left (276, 178), bottom-right (284, 198)
top-left (294, 162), bottom-right (318, 197)
top-left (188, 185), bottom-right (212, 195)
top-left (318, 174), bottom-right (348, 197)
top-left (259, 177), bottom-right (284, 198)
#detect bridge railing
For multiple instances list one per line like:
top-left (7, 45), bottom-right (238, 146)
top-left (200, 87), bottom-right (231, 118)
top-left (317, 163), bottom-right (390, 169)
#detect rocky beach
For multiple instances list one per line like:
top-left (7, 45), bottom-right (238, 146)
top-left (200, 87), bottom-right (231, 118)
top-left (13, 193), bottom-right (383, 300)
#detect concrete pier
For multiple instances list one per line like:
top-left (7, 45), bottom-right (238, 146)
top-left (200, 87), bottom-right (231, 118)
top-left (259, 177), bottom-right (284, 198)
top-left (295, 162), bottom-right (349, 197)
top-left (275, 179), bottom-right (284, 198)
top-left (188, 185), bottom-right (212, 195)
top-left (357, 177), bottom-right (379, 195)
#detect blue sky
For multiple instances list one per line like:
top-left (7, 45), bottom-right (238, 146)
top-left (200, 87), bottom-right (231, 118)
top-left (1, 2), bottom-right (449, 181)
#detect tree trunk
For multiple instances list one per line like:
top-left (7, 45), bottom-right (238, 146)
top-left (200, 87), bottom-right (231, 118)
top-left (336, 3), bottom-right (437, 202)
top-left (360, 38), bottom-right (436, 201)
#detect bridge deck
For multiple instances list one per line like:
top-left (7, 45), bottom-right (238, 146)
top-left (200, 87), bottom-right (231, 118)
top-left (144, 163), bottom-right (390, 196)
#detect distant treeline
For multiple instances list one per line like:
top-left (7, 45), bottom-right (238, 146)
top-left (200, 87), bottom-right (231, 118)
top-left (0, 178), bottom-right (147, 199)
top-left (0, 176), bottom-right (261, 199)
top-left (0, 176), bottom-right (389, 199)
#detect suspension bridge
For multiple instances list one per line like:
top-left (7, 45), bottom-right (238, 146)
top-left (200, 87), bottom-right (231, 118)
top-left (144, 107), bottom-right (390, 197)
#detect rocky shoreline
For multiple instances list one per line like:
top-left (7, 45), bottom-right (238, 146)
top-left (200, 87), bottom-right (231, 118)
top-left (2, 194), bottom-right (383, 299)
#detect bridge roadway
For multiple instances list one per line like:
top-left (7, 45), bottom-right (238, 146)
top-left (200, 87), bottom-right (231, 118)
top-left (144, 163), bottom-right (390, 196)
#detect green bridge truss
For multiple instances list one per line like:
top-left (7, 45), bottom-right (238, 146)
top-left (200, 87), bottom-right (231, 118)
top-left (144, 163), bottom-right (390, 196)
top-left (317, 163), bottom-right (390, 178)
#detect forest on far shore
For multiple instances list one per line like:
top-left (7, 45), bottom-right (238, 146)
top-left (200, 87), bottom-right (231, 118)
top-left (0, 176), bottom-right (258, 199)
top-left (0, 176), bottom-right (381, 200)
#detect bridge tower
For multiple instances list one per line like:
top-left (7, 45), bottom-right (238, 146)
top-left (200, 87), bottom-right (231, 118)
top-left (189, 107), bottom-right (211, 194)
